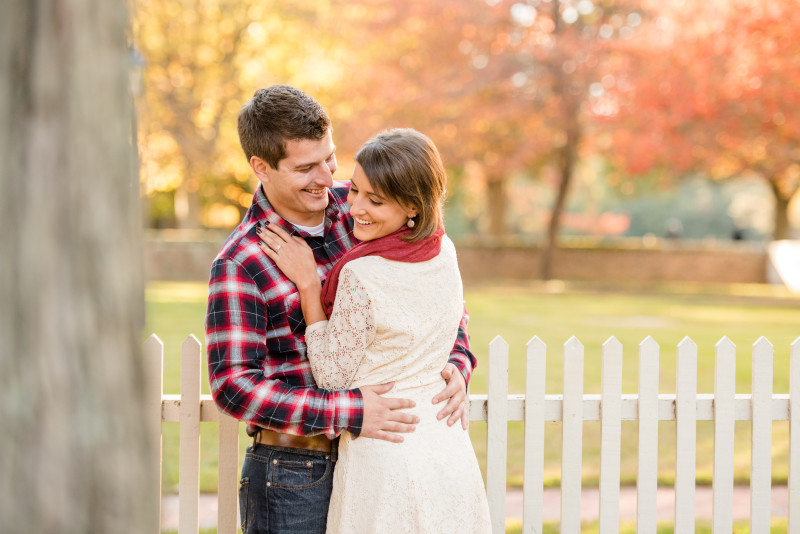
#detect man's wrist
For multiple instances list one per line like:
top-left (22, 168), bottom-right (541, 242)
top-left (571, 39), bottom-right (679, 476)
top-left (341, 387), bottom-right (364, 437)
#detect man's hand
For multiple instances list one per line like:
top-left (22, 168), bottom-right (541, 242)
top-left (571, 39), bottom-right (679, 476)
top-left (359, 383), bottom-right (419, 443)
top-left (432, 363), bottom-right (468, 430)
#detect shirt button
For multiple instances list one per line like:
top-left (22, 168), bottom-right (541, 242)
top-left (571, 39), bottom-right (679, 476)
top-left (266, 482), bottom-right (271, 487)
top-left (273, 459), bottom-right (278, 465)
top-left (306, 461), bottom-right (312, 467)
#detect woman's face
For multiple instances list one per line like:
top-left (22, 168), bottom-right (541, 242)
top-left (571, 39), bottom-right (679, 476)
top-left (347, 164), bottom-right (416, 242)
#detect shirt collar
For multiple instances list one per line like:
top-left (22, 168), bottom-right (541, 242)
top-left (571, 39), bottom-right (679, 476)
top-left (249, 184), bottom-right (344, 237)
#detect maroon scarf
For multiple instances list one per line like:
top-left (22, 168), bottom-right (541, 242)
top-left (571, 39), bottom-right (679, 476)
top-left (321, 225), bottom-right (445, 317)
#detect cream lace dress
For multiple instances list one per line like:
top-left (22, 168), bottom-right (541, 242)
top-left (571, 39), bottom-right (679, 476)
top-left (304, 236), bottom-right (491, 534)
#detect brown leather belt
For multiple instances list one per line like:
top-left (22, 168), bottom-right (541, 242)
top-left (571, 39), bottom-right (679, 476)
top-left (254, 429), bottom-right (332, 453)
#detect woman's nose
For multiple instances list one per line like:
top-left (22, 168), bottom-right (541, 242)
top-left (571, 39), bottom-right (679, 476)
top-left (350, 195), bottom-right (366, 213)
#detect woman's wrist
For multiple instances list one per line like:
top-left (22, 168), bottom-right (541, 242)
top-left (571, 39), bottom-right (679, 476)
top-left (297, 279), bottom-right (322, 296)
top-left (298, 284), bottom-right (326, 325)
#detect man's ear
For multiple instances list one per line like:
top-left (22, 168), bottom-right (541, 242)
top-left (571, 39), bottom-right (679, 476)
top-left (250, 156), bottom-right (271, 183)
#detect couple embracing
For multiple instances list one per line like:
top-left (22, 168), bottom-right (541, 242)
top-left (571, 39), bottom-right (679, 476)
top-left (206, 85), bottom-right (491, 533)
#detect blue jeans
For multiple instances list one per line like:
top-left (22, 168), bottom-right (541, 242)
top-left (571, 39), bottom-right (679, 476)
top-left (239, 440), bottom-right (336, 534)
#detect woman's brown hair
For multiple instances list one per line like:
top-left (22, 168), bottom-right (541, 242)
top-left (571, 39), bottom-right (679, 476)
top-left (354, 128), bottom-right (446, 242)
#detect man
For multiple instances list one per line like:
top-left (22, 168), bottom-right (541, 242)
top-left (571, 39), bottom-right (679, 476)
top-left (206, 85), bottom-right (476, 534)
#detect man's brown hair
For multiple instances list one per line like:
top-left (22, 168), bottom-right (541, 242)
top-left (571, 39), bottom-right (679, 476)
top-left (237, 85), bottom-right (330, 169)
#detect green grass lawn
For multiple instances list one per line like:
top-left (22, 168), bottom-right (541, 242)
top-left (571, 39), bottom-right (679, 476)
top-left (504, 519), bottom-right (788, 533)
top-left (145, 279), bottom-right (800, 494)
top-left (162, 519), bottom-right (789, 534)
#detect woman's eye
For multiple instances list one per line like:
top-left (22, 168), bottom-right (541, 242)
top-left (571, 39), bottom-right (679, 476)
top-left (369, 198), bottom-right (382, 206)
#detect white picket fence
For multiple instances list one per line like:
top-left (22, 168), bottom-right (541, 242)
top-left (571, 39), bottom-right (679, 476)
top-left (145, 334), bottom-right (800, 534)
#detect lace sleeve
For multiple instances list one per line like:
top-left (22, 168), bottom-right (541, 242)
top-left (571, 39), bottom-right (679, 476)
top-left (305, 265), bottom-right (374, 391)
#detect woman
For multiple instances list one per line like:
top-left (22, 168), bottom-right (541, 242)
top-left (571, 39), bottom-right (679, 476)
top-left (257, 128), bottom-right (491, 533)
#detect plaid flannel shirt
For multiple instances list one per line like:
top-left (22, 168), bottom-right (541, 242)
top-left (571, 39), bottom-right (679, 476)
top-left (206, 182), bottom-right (476, 438)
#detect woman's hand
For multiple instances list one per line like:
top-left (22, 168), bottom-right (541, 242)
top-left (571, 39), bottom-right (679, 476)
top-left (256, 223), bottom-right (321, 292)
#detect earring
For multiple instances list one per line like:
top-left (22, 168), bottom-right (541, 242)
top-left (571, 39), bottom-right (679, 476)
top-left (407, 218), bottom-right (416, 228)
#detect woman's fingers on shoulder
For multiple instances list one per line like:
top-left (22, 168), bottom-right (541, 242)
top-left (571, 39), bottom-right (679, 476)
top-left (257, 241), bottom-right (274, 257)
top-left (267, 224), bottom-right (291, 239)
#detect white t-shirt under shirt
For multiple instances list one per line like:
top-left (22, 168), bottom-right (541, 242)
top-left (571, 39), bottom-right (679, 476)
top-left (293, 221), bottom-right (325, 237)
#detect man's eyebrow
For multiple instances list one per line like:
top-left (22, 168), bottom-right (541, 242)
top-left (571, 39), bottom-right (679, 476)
top-left (293, 146), bottom-right (336, 170)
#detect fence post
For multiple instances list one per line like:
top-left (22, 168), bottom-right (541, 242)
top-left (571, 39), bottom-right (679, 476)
top-left (561, 337), bottom-right (584, 534)
top-left (598, 337), bottom-right (622, 534)
top-left (523, 336), bottom-right (546, 534)
top-left (750, 337), bottom-right (773, 532)
top-left (674, 337), bottom-right (697, 533)
top-left (712, 337), bottom-right (736, 533)
top-left (143, 334), bottom-right (164, 533)
top-left (179, 335), bottom-right (202, 534)
top-left (637, 336), bottom-right (659, 533)
top-left (217, 413), bottom-right (240, 534)
top-left (486, 336), bottom-right (509, 534)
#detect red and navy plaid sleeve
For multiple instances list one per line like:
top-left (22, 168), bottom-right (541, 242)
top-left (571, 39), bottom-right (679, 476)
top-left (206, 256), bottom-right (363, 438)
top-left (448, 306), bottom-right (477, 384)
top-left (205, 184), bottom-right (363, 438)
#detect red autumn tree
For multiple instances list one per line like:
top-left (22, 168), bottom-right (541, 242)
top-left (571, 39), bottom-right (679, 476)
top-left (604, 0), bottom-right (800, 239)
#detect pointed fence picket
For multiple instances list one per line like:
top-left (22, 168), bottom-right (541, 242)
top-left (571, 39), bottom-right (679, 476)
top-left (636, 336), bottom-right (659, 534)
top-left (598, 337), bottom-right (622, 534)
top-left (751, 337), bottom-right (773, 532)
top-left (486, 336), bottom-right (509, 533)
top-left (522, 337), bottom-right (546, 534)
top-left (712, 337), bottom-right (736, 534)
top-left (150, 334), bottom-right (800, 534)
top-left (674, 337), bottom-right (698, 533)
top-left (143, 335), bottom-right (163, 534)
top-left (560, 337), bottom-right (584, 534)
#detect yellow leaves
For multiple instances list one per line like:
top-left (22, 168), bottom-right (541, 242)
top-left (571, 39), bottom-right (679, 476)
top-left (223, 184), bottom-right (253, 208)
top-left (195, 45), bottom-right (217, 66)
top-left (194, 98), bottom-right (218, 129)
top-left (246, 22), bottom-right (265, 40)
top-left (141, 130), bottom-right (185, 193)
top-left (205, 204), bottom-right (242, 228)
top-left (294, 53), bottom-right (346, 89)
top-left (144, 160), bottom-right (184, 194)
top-left (167, 63), bottom-right (193, 89)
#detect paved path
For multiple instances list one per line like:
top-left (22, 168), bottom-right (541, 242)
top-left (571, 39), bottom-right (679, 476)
top-left (161, 486), bottom-right (789, 530)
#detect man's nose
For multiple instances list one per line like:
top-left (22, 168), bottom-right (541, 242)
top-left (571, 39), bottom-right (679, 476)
top-left (315, 162), bottom-right (334, 187)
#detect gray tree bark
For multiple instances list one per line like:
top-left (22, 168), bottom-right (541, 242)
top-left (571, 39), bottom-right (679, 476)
top-left (0, 1), bottom-right (154, 532)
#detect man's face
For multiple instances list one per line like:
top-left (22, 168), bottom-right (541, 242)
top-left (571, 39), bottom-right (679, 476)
top-left (254, 129), bottom-right (337, 226)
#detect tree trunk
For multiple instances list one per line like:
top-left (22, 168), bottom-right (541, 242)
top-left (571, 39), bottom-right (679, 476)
top-left (540, 2), bottom-right (580, 280)
top-left (768, 180), bottom-right (793, 240)
top-left (175, 168), bottom-right (203, 229)
top-left (541, 142), bottom-right (577, 280)
top-left (0, 2), bottom-right (154, 533)
top-left (486, 174), bottom-right (507, 237)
